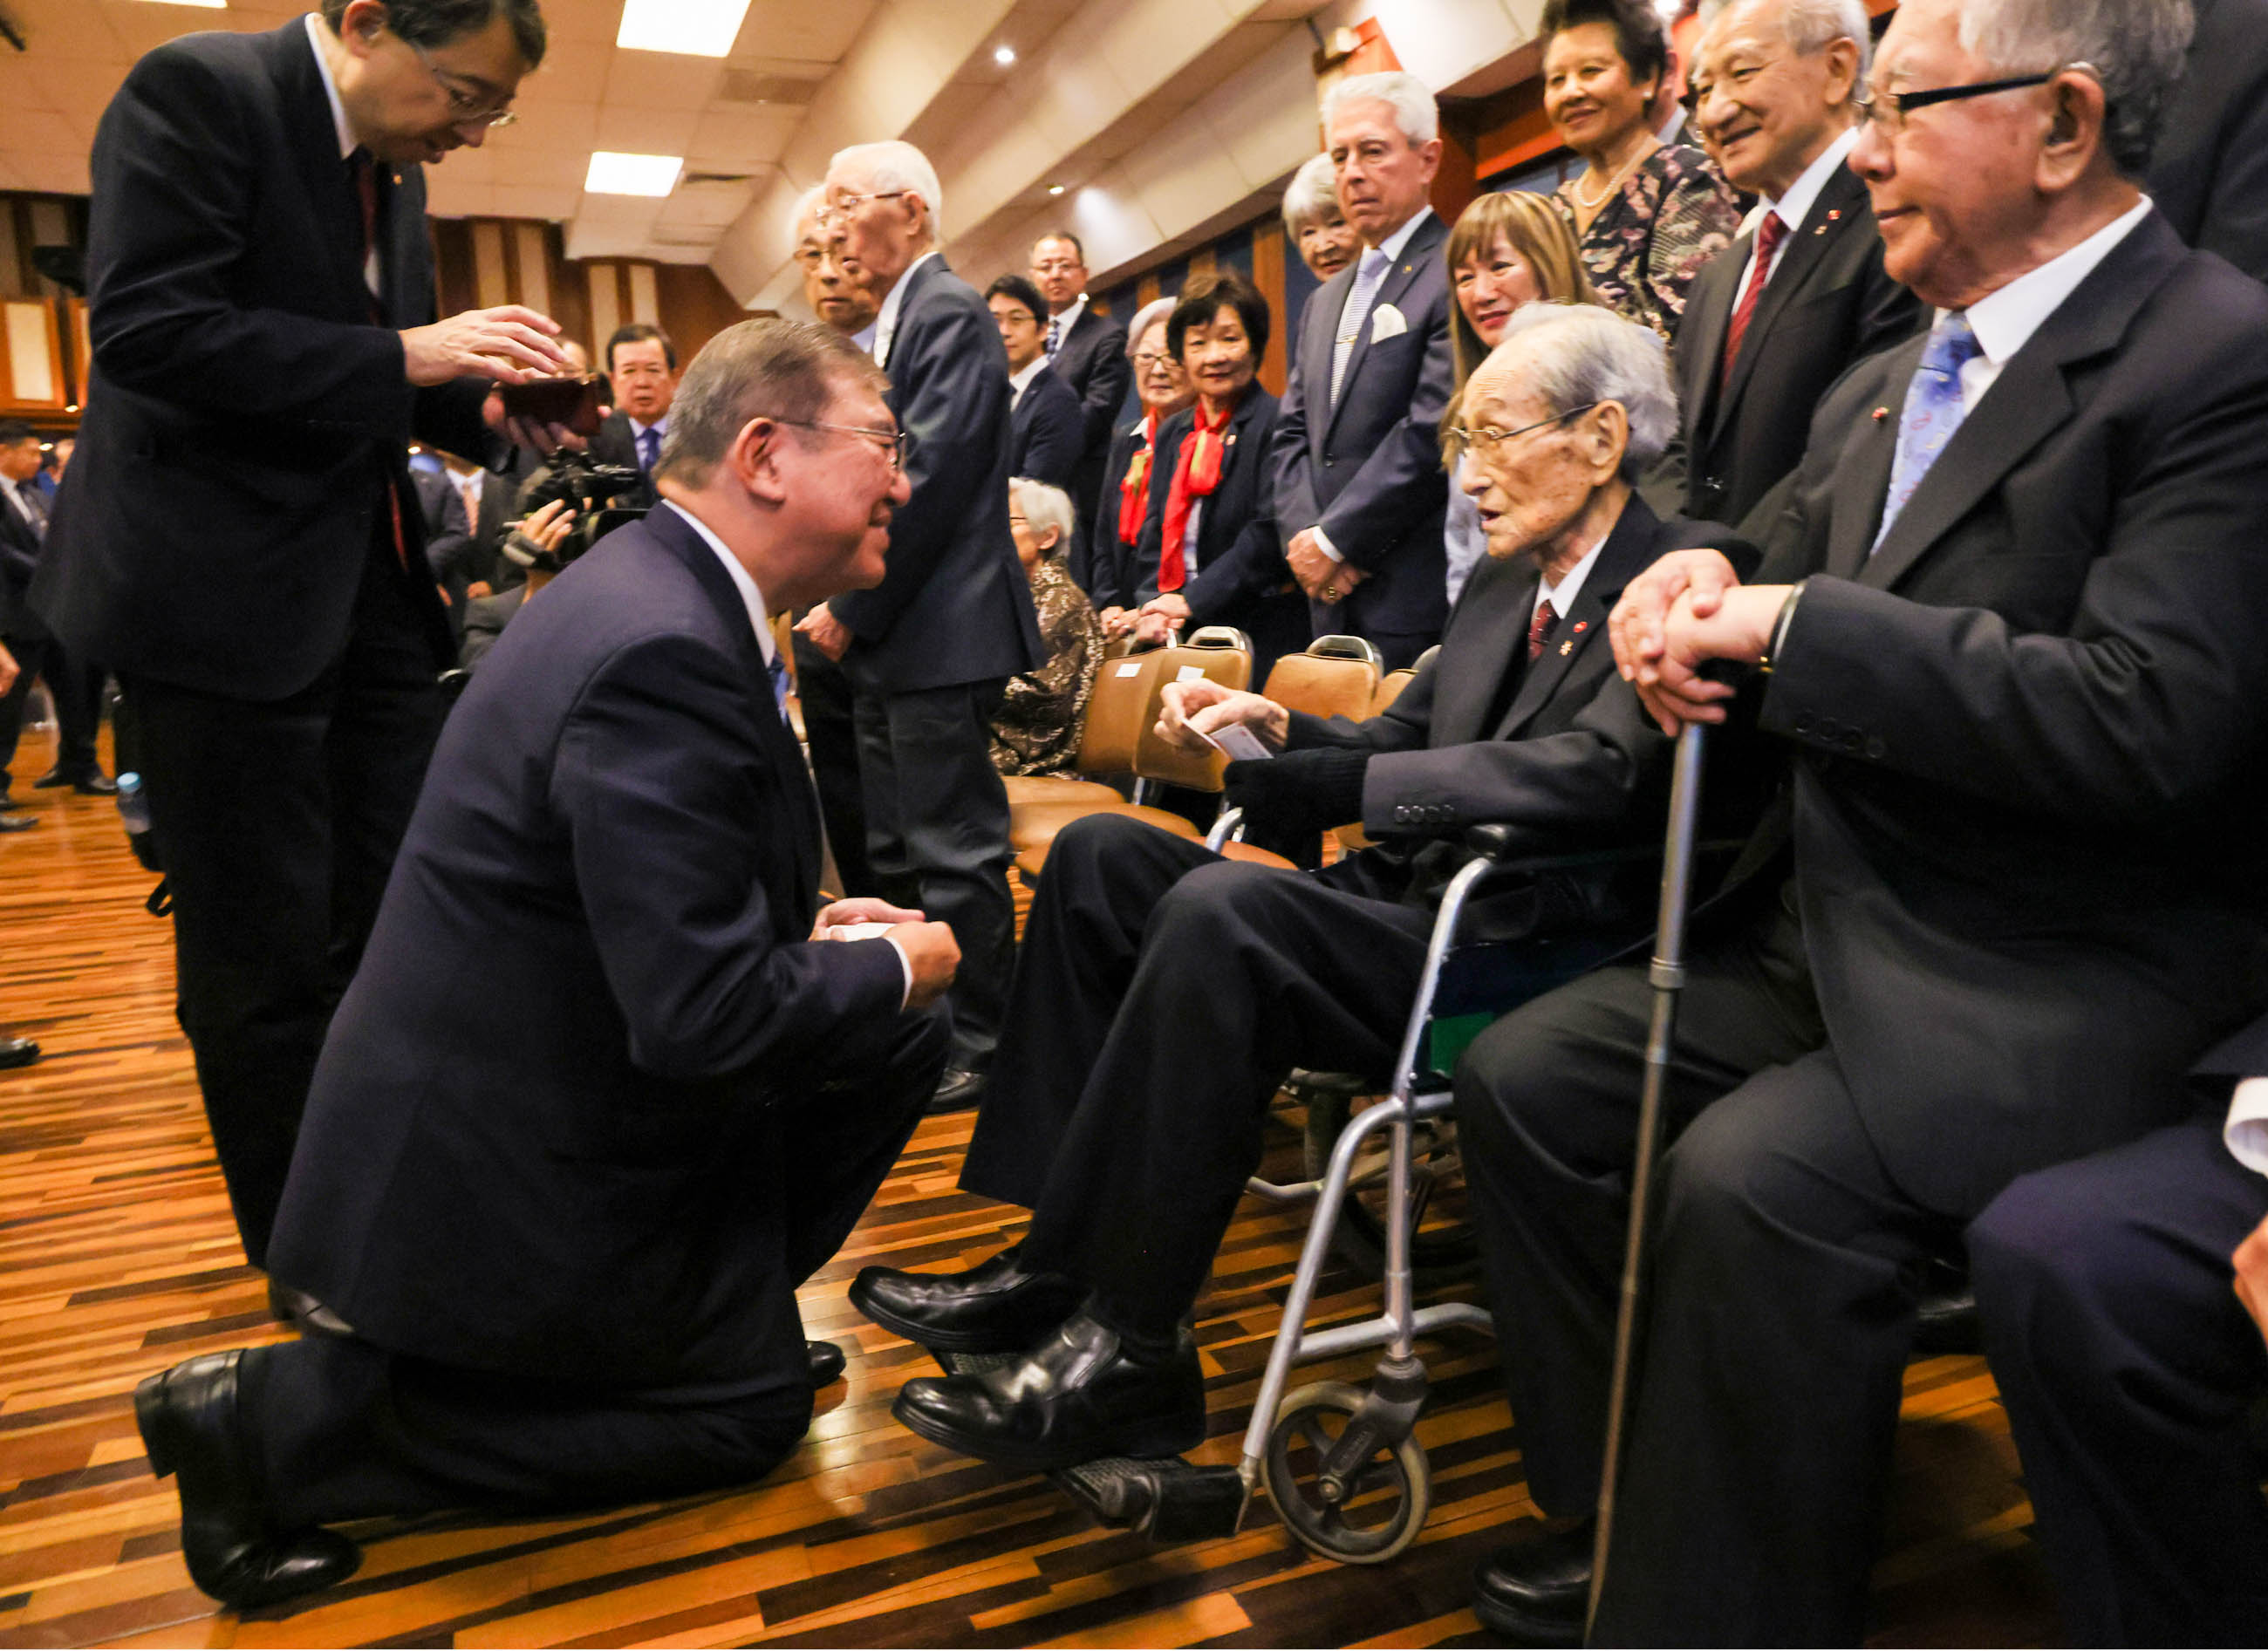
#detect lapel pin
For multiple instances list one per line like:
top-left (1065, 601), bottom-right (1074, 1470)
top-left (1559, 638), bottom-right (1574, 656)
top-left (1827, 208), bottom-right (1841, 222)
top-left (1814, 225), bottom-right (1827, 235)
top-left (1872, 406), bottom-right (1890, 421)
top-left (1572, 620), bottom-right (1588, 632)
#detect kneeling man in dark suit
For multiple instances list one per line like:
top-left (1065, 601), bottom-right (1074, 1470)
top-left (131, 318), bottom-right (961, 1612)
top-left (852, 305), bottom-right (1744, 1470)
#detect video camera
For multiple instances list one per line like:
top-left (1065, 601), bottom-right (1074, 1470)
top-left (507, 450), bottom-right (650, 573)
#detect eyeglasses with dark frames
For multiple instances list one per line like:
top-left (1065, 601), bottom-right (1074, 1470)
top-left (402, 35), bottom-right (519, 129)
top-left (1855, 62), bottom-right (2097, 137)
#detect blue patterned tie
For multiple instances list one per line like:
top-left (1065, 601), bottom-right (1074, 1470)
top-left (765, 650), bottom-right (790, 722)
top-left (1873, 311), bottom-right (1981, 551)
top-left (1045, 315), bottom-right (1062, 358)
top-left (1330, 247), bottom-right (1390, 407)
top-left (637, 426), bottom-right (661, 474)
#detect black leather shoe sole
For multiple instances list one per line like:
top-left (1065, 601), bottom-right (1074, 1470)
top-left (1472, 1591), bottom-right (1586, 1647)
top-left (848, 1269), bottom-right (1079, 1356)
top-left (806, 1339), bottom-right (847, 1387)
top-left (890, 1383), bottom-right (1204, 1471)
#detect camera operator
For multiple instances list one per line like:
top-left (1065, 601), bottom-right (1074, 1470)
top-left (31, 0), bottom-right (583, 1288)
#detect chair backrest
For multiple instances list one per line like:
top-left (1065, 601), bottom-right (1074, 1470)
top-left (1264, 635), bottom-right (1382, 722)
top-left (1074, 644), bottom-right (1172, 774)
top-left (1132, 627), bottom-right (1254, 792)
top-left (1369, 644), bottom-right (1438, 718)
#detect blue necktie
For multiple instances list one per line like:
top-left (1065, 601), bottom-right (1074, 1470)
top-left (1330, 248), bottom-right (1390, 407)
top-left (1874, 312), bottom-right (1982, 550)
top-left (636, 426), bottom-right (661, 474)
top-left (765, 650), bottom-right (790, 722)
top-left (1045, 315), bottom-right (1062, 358)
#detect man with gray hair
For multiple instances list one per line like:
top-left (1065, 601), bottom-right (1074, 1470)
top-left (1460, 0), bottom-right (2268, 1640)
top-left (1270, 70), bottom-right (1458, 666)
top-left (849, 305), bottom-right (1748, 1474)
top-left (1667, 0), bottom-right (1923, 529)
top-left (133, 317), bottom-right (960, 1610)
top-left (802, 139), bottom-right (1043, 1110)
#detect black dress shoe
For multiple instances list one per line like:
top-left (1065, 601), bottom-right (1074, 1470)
top-left (850, 1245), bottom-right (1084, 1354)
top-left (0, 1036), bottom-right (38, 1069)
top-left (0, 792), bottom-right (19, 810)
top-left (929, 1067), bottom-right (987, 1113)
top-left (31, 768), bottom-right (71, 789)
top-left (74, 774), bottom-right (119, 797)
top-left (1472, 1519), bottom-right (1595, 1645)
top-left (134, 1351), bottom-right (363, 1609)
top-left (891, 1309), bottom-right (1205, 1470)
top-left (0, 813), bottom-right (38, 833)
top-left (807, 1339), bottom-right (847, 1387)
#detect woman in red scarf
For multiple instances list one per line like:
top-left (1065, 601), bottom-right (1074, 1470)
top-left (1128, 272), bottom-right (1306, 686)
top-left (1087, 298), bottom-right (1190, 633)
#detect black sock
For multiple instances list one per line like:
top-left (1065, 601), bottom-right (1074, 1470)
top-left (1086, 1293), bottom-right (1183, 1361)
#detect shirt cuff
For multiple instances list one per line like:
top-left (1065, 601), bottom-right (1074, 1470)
top-left (1311, 525), bottom-right (1344, 563)
top-left (883, 934), bottom-right (914, 1011)
top-left (2227, 1077), bottom-right (2268, 1177)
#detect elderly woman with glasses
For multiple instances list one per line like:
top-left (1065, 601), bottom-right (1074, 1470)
top-left (991, 477), bottom-right (1103, 777)
top-left (1083, 297), bottom-right (1195, 629)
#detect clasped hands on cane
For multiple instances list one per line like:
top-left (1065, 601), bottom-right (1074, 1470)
top-left (1608, 548), bottom-right (1796, 735)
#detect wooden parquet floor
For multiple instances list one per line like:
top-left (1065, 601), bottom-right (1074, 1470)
top-left (0, 729), bottom-right (2060, 1648)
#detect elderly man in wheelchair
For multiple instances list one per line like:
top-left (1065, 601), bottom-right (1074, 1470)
top-left (857, 303), bottom-right (1753, 1473)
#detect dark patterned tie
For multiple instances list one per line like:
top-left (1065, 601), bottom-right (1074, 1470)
top-left (637, 426), bottom-right (661, 474)
top-left (14, 481), bottom-right (48, 541)
top-left (1045, 315), bottom-right (1062, 358)
top-left (765, 649), bottom-right (791, 723)
top-left (349, 147), bottom-right (408, 572)
top-left (1527, 597), bottom-right (1560, 663)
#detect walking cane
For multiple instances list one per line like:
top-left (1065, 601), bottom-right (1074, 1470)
top-left (1584, 720), bottom-right (1708, 1644)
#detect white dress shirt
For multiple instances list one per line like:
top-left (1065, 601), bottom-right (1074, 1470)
top-left (1734, 126), bottom-right (1859, 298)
top-left (1046, 294), bottom-right (1087, 358)
top-left (1535, 531), bottom-right (1605, 627)
top-left (1950, 194), bottom-right (2153, 410)
top-left (1313, 208), bottom-right (1438, 566)
top-left (2227, 1080), bottom-right (2268, 1177)
top-left (1008, 356), bottom-right (1047, 410)
top-left (660, 501), bottom-right (912, 1006)
top-left (871, 249), bottom-right (940, 370)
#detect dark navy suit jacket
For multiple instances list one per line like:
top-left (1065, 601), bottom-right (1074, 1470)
top-left (269, 505), bottom-right (910, 1393)
top-left (1008, 362), bottom-right (1085, 493)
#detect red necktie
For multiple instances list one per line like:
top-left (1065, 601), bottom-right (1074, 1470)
top-left (1718, 210), bottom-right (1787, 394)
top-left (1527, 597), bottom-right (1559, 663)
top-left (350, 148), bottom-right (408, 572)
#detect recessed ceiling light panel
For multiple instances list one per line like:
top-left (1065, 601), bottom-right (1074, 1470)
top-left (618, 0), bottom-right (753, 58)
top-left (993, 44), bottom-right (1016, 65)
top-left (585, 152), bottom-right (684, 196)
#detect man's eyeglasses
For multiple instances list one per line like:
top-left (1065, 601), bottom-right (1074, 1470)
top-left (1443, 403), bottom-right (1600, 464)
top-left (1855, 63), bottom-right (2094, 138)
top-left (816, 190), bottom-right (914, 229)
top-left (403, 35), bottom-right (518, 128)
top-left (768, 417), bottom-right (910, 473)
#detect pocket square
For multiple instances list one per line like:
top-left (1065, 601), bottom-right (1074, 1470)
top-left (1368, 303), bottom-right (1408, 342)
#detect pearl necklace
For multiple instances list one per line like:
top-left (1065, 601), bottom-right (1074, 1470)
top-left (1569, 138), bottom-right (1658, 211)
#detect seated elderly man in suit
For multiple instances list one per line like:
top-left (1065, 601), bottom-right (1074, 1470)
top-left (851, 304), bottom-right (1743, 1469)
top-left (1969, 1008), bottom-right (2268, 1646)
top-left (1453, 0), bottom-right (2268, 1641)
top-left (129, 319), bottom-right (962, 1613)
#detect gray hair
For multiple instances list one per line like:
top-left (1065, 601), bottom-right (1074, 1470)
top-left (1124, 297), bottom-right (1176, 360)
top-left (1010, 476), bottom-right (1076, 552)
top-left (1281, 154), bottom-right (1341, 235)
top-left (827, 140), bottom-right (946, 236)
top-left (790, 183), bottom-right (823, 235)
top-left (656, 317), bottom-right (889, 488)
top-left (1699, 0), bottom-right (1873, 90)
top-left (1485, 303), bottom-right (1678, 481)
top-left (1322, 71), bottom-right (1438, 148)
top-left (1957, 0), bottom-right (2193, 178)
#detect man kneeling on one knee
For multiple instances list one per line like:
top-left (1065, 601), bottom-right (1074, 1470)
top-left (853, 304), bottom-right (1745, 1469)
top-left (133, 319), bottom-right (960, 1611)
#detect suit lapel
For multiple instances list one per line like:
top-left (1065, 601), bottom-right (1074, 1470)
top-left (1499, 495), bottom-right (1661, 733)
top-left (1824, 352), bottom-right (1908, 579)
top-left (1712, 169), bottom-right (1868, 441)
top-left (1431, 551), bottom-right (1540, 746)
top-left (1683, 246), bottom-right (1741, 439)
top-left (1326, 213), bottom-right (1446, 441)
top-left (1861, 212), bottom-right (2184, 591)
top-left (263, 24), bottom-right (372, 317)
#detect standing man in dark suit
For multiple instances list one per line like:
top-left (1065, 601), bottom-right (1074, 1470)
top-left (987, 275), bottom-right (1086, 492)
top-left (582, 322), bottom-right (675, 509)
top-left (0, 422), bottom-right (110, 801)
top-left (1669, 0), bottom-right (1923, 532)
top-left (1457, 0), bottom-right (2268, 1640)
top-left (850, 307), bottom-right (1742, 1467)
top-left (1968, 1010), bottom-right (2268, 1645)
top-left (802, 140), bottom-right (1043, 1112)
top-left (130, 319), bottom-right (960, 1612)
top-left (411, 461), bottom-right (475, 638)
top-left (2147, 0), bottom-right (2268, 280)
top-left (31, 0), bottom-right (577, 1275)
top-left (1272, 72), bottom-right (1457, 668)
top-left (1030, 233), bottom-right (1131, 570)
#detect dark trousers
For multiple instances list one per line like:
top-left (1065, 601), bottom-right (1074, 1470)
top-left (793, 631), bottom-right (872, 897)
top-left (1452, 883), bottom-right (1989, 1644)
top-left (0, 631), bottom-right (102, 785)
top-left (127, 536), bottom-right (444, 1270)
top-left (243, 1005), bottom-right (946, 1529)
top-left (1971, 1117), bottom-right (2268, 1647)
top-left (962, 811), bottom-right (1436, 1333)
top-left (852, 679), bottom-right (1014, 1068)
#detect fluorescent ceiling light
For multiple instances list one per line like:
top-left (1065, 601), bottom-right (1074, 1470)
top-left (618, 0), bottom-right (752, 57)
top-left (585, 152), bottom-right (683, 196)
top-left (993, 44), bottom-right (1016, 65)
top-left (1048, 183), bottom-right (1066, 195)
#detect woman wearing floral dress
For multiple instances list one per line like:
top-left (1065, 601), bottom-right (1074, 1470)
top-left (991, 477), bottom-right (1103, 778)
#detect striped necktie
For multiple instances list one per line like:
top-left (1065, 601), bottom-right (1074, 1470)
top-left (1330, 248), bottom-right (1390, 406)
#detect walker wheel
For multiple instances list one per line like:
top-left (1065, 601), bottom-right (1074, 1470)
top-left (1263, 1381), bottom-right (1430, 1564)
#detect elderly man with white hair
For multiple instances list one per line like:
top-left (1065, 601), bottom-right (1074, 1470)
top-left (850, 303), bottom-right (1747, 1473)
top-left (800, 139), bottom-right (1043, 1112)
top-left (1457, 0), bottom-right (2268, 1640)
top-left (1270, 71), bottom-right (1458, 666)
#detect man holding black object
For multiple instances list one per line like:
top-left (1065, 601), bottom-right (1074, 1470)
top-left (32, 0), bottom-right (581, 1277)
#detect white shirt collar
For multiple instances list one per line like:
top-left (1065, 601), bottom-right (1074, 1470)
top-left (1763, 126), bottom-right (1858, 236)
top-left (629, 414), bottom-right (666, 440)
top-left (851, 320), bottom-right (878, 357)
top-left (3, 476), bottom-right (38, 522)
top-left (2229, 1076), bottom-right (2268, 1178)
top-left (1957, 194), bottom-right (2154, 371)
top-left (304, 13), bottom-right (356, 161)
top-left (1048, 294), bottom-right (1087, 341)
top-left (1536, 532), bottom-right (1607, 622)
top-left (871, 248), bottom-right (941, 370)
top-left (1008, 356), bottom-right (1048, 403)
top-left (1366, 207), bottom-right (1433, 269)
top-left (661, 500), bottom-right (773, 664)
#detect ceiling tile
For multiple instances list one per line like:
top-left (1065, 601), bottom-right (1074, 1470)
top-left (0, 111), bottom-right (87, 154)
top-left (595, 104), bottom-right (697, 154)
top-left (7, 152), bottom-right (95, 194)
top-left (431, 147), bottom-right (497, 185)
top-left (603, 49), bottom-right (721, 107)
top-left (422, 177), bottom-right (495, 218)
top-left (14, 0), bottom-right (126, 58)
top-left (492, 184), bottom-right (583, 221)
top-left (495, 100), bottom-right (601, 151)
top-left (686, 105), bottom-right (799, 167)
top-left (536, 0), bottom-right (625, 46)
top-left (476, 140), bottom-right (595, 188)
top-left (728, 0), bottom-right (878, 65)
top-left (518, 43), bottom-right (613, 105)
top-left (0, 54), bottom-right (60, 114)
